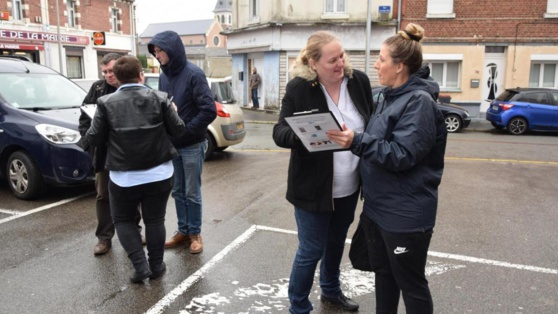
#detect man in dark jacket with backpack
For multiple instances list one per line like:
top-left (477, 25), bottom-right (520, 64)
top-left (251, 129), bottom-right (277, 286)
top-left (148, 31), bottom-right (216, 254)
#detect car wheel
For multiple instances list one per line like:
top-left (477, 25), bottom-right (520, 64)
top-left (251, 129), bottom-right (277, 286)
top-left (7, 151), bottom-right (44, 200)
top-left (215, 146), bottom-right (228, 152)
top-left (490, 122), bottom-right (504, 129)
top-left (205, 132), bottom-right (216, 160)
top-left (444, 114), bottom-right (462, 133)
top-left (507, 117), bottom-right (528, 135)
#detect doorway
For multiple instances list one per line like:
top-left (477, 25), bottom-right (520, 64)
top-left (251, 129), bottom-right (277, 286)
top-left (481, 47), bottom-right (506, 112)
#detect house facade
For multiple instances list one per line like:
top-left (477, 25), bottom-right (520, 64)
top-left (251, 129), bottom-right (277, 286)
top-left (402, 0), bottom-right (558, 115)
top-left (0, 0), bottom-right (135, 81)
top-left (224, 0), bottom-right (397, 109)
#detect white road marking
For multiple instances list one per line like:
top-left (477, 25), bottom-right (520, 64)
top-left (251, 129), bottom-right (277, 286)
top-left (428, 251), bottom-right (558, 274)
top-left (146, 225), bottom-right (260, 314)
top-left (146, 225), bottom-right (558, 314)
top-left (0, 208), bottom-right (21, 215)
top-left (0, 192), bottom-right (94, 225)
top-left (181, 261), bottom-right (465, 313)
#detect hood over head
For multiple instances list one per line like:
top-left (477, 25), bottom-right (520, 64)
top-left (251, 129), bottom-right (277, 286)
top-left (148, 30), bottom-right (187, 77)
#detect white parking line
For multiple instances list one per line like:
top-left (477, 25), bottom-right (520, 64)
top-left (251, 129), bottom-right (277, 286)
top-left (0, 192), bottom-right (94, 225)
top-left (146, 225), bottom-right (259, 314)
top-left (145, 224), bottom-right (558, 314)
top-left (428, 251), bottom-right (558, 274)
top-left (0, 208), bottom-right (21, 215)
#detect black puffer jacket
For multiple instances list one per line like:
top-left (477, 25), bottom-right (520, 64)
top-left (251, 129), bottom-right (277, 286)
top-left (82, 86), bottom-right (185, 171)
top-left (351, 66), bottom-right (447, 233)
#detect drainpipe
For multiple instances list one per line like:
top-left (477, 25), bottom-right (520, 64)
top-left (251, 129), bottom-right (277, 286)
top-left (397, 0), bottom-right (402, 31)
top-left (365, 0), bottom-right (372, 76)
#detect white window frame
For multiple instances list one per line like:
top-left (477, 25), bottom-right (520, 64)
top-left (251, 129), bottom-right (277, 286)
top-left (325, 0), bottom-right (346, 14)
top-left (12, 0), bottom-right (23, 21)
top-left (424, 54), bottom-right (462, 91)
top-left (67, 0), bottom-right (76, 28)
top-left (529, 62), bottom-right (558, 88)
top-left (322, 0), bottom-right (349, 19)
top-left (110, 8), bottom-right (119, 32)
top-left (249, 0), bottom-right (260, 23)
top-left (426, 0), bottom-right (455, 18)
top-left (545, 0), bottom-right (558, 18)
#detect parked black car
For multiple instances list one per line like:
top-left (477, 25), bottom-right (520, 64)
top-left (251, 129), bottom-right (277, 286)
top-left (0, 57), bottom-right (94, 199)
top-left (372, 87), bottom-right (471, 133)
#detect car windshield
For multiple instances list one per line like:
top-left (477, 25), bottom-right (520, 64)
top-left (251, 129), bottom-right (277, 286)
top-left (0, 73), bottom-right (86, 109)
top-left (211, 81), bottom-right (235, 104)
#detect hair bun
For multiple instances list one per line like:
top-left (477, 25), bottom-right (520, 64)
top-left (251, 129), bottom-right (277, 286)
top-left (403, 30), bottom-right (421, 42)
top-left (402, 23), bottom-right (424, 42)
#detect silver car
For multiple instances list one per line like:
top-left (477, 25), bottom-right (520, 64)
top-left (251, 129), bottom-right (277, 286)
top-left (143, 73), bottom-right (246, 159)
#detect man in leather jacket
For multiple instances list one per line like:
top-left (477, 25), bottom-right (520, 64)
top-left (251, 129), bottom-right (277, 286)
top-left (78, 53), bottom-right (142, 256)
top-left (80, 55), bottom-right (185, 283)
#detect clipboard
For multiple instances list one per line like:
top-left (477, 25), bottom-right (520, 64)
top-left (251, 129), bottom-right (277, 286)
top-left (284, 110), bottom-right (346, 153)
top-left (80, 104), bottom-right (97, 119)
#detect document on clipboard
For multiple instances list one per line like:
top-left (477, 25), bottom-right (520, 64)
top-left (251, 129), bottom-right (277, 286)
top-left (80, 104), bottom-right (97, 119)
top-left (284, 110), bottom-right (345, 153)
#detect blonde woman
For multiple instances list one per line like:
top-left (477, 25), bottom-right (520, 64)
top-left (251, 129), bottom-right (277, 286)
top-left (273, 31), bottom-right (372, 313)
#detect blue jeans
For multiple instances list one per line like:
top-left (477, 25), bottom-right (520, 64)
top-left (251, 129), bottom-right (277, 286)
top-left (288, 190), bottom-right (359, 314)
top-left (251, 88), bottom-right (259, 107)
top-left (171, 140), bottom-right (207, 236)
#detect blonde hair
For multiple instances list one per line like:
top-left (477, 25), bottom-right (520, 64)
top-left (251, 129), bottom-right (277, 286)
top-left (290, 31), bottom-right (353, 81)
top-left (384, 23), bottom-right (425, 74)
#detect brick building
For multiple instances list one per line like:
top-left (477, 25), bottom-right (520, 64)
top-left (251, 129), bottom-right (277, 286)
top-left (400, 0), bottom-right (558, 114)
top-left (0, 0), bottom-right (135, 81)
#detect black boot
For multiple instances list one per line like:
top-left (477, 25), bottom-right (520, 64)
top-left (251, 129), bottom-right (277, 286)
top-left (149, 262), bottom-right (167, 280)
top-left (130, 268), bottom-right (152, 283)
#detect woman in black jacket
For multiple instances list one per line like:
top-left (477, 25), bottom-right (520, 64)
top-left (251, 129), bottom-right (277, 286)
top-left (328, 23), bottom-right (447, 313)
top-left (273, 31), bottom-right (372, 313)
top-left (82, 56), bottom-right (185, 283)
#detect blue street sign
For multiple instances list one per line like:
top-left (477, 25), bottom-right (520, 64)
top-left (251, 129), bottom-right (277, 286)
top-left (379, 5), bottom-right (391, 13)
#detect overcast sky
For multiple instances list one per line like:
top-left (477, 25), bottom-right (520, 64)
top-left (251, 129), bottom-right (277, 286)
top-left (134, 0), bottom-right (216, 34)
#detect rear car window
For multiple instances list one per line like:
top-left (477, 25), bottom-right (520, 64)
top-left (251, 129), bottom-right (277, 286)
top-left (495, 90), bottom-right (517, 101)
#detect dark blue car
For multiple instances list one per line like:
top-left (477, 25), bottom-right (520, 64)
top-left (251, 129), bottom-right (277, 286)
top-left (0, 57), bottom-right (94, 199)
top-left (486, 88), bottom-right (558, 135)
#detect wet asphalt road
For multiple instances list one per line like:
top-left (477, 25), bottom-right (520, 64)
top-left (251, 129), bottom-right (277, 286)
top-left (1, 109), bottom-right (557, 313)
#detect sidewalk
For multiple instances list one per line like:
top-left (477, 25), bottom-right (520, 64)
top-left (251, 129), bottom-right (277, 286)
top-left (241, 106), bottom-right (493, 132)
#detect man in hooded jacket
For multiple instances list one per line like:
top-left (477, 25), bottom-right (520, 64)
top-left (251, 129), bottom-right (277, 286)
top-left (148, 30), bottom-right (216, 254)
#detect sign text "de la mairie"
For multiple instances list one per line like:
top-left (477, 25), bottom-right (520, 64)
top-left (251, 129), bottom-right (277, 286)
top-left (0, 29), bottom-right (89, 45)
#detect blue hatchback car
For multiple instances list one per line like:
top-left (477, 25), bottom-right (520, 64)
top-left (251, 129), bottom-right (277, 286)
top-left (0, 57), bottom-right (94, 199)
top-left (486, 88), bottom-right (558, 135)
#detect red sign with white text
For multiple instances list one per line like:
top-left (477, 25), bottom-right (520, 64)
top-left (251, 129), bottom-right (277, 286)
top-left (0, 12), bottom-right (9, 20)
top-left (0, 28), bottom-right (89, 45)
top-left (0, 42), bottom-right (44, 50)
